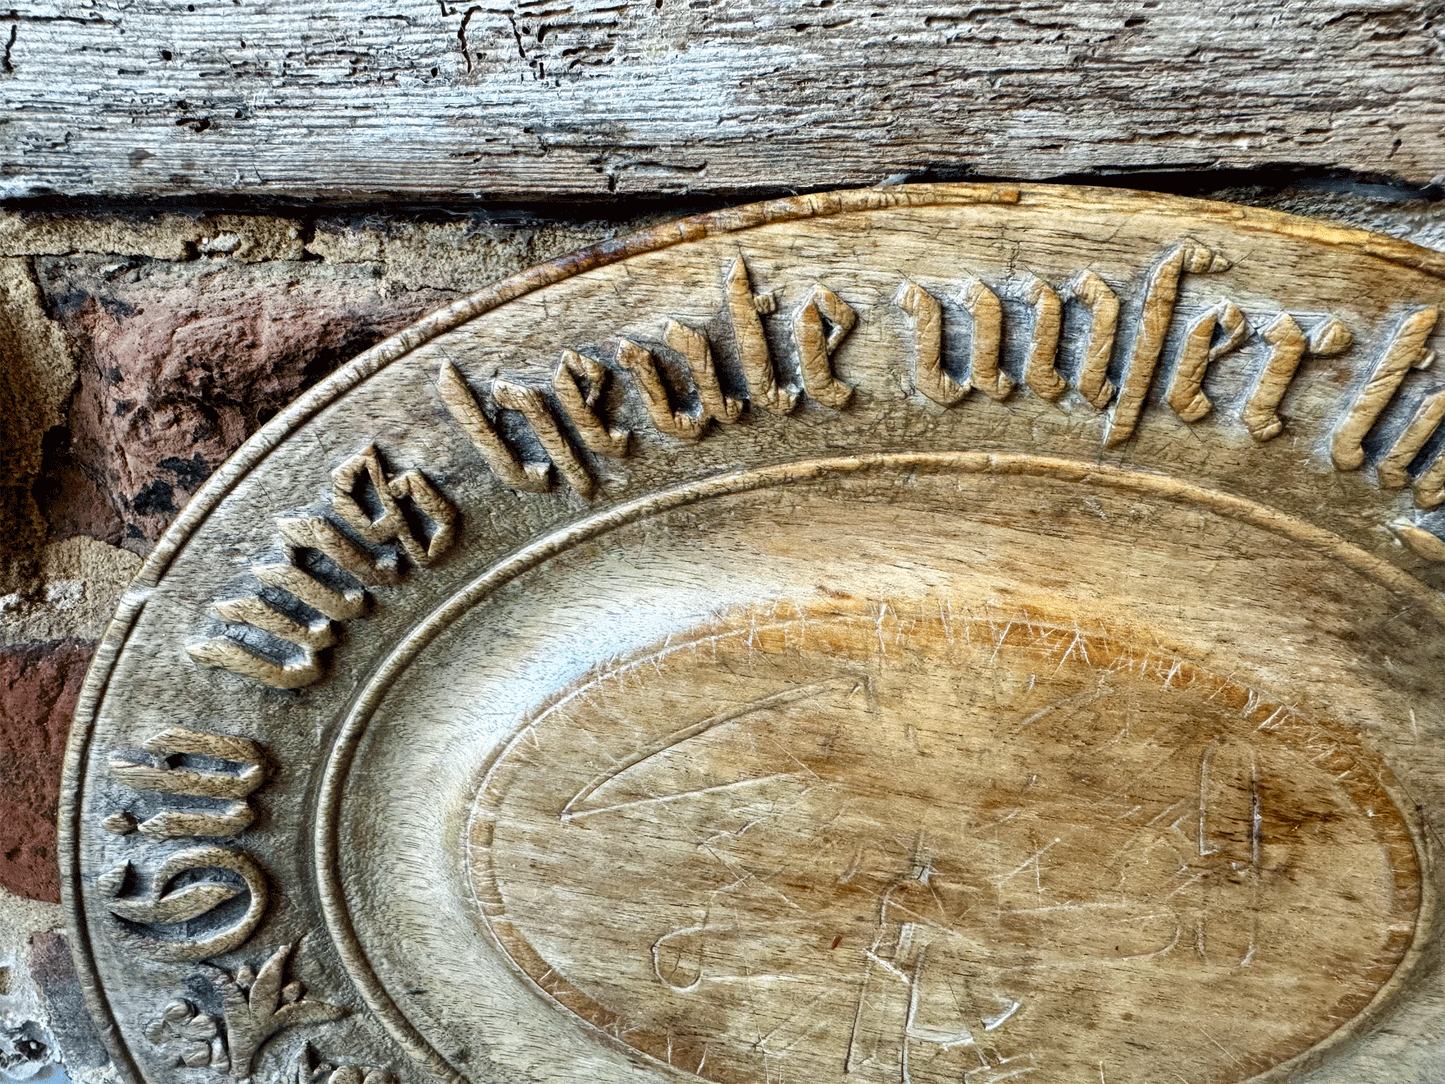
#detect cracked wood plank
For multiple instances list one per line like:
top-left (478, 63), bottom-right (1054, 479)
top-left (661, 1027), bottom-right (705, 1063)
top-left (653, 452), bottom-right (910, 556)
top-left (3, 0), bottom-right (1445, 201)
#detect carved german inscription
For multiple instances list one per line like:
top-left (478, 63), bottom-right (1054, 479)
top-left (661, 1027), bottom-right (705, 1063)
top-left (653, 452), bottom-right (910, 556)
top-left (187, 445), bottom-right (456, 688)
top-left (194, 233), bottom-right (1445, 690)
top-left (65, 186), bottom-right (1445, 1084)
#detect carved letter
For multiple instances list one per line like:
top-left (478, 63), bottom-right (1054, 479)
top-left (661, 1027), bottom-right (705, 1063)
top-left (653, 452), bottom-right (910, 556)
top-left (331, 446), bottom-right (457, 566)
top-left (1106, 242), bottom-right (1232, 447)
top-left (194, 588), bottom-right (334, 687)
top-left (617, 321), bottom-right (745, 441)
top-left (1166, 301), bottom-right (1248, 422)
top-left (1332, 306), bottom-right (1440, 470)
top-left (276, 517), bottom-right (400, 588)
top-left (616, 338), bottom-right (707, 440)
top-left (792, 284), bottom-right (857, 408)
top-left (665, 319), bottom-right (745, 426)
top-left (437, 361), bottom-right (551, 491)
top-left (104, 846), bottom-right (268, 962)
top-left (492, 380), bottom-right (597, 499)
top-left (1241, 314), bottom-right (1308, 441)
top-left (189, 536), bottom-right (365, 688)
top-left (1019, 274), bottom-right (1066, 402)
top-left (726, 258), bottom-right (796, 413)
top-left (1391, 519), bottom-right (1445, 560)
top-left (110, 728), bottom-right (268, 840)
top-left (960, 277), bottom-right (1010, 401)
top-left (895, 280), bottom-right (966, 407)
top-left (1379, 390), bottom-right (1445, 490)
top-left (1062, 270), bottom-right (1119, 410)
top-left (552, 350), bottom-right (630, 458)
top-left (1413, 441), bottom-right (1445, 509)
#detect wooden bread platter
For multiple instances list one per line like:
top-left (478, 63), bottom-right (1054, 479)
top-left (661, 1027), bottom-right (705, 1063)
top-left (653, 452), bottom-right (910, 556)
top-left (61, 185), bottom-right (1445, 1084)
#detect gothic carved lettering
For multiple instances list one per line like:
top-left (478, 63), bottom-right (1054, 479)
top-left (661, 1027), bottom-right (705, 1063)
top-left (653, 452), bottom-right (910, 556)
top-left (664, 318), bottom-right (746, 429)
top-left (552, 349), bottom-right (631, 458)
top-left (108, 727), bottom-right (268, 840)
top-left (725, 258), bottom-right (795, 413)
top-left (1018, 273), bottom-right (1066, 402)
top-left (492, 379), bottom-right (598, 498)
top-left (103, 847), bottom-right (269, 962)
top-left (1166, 301), bottom-right (1248, 423)
top-left (1060, 270), bottom-right (1119, 410)
top-left (960, 277), bottom-right (1010, 401)
top-left (199, 243), bottom-right (1445, 693)
top-left (1332, 306), bottom-right (1440, 471)
top-left (437, 361), bottom-right (553, 492)
top-left (189, 445), bottom-right (457, 689)
top-left (331, 445), bottom-right (457, 565)
top-left (894, 280), bottom-right (965, 407)
top-left (616, 337), bottom-right (708, 440)
top-left (1107, 242), bottom-right (1232, 447)
top-left (1379, 390), bottom-right (1445, 490)
top-left (1242, 314), bottom-right (1308, 442)
top-left (792, 284), bottom-right (858, 409)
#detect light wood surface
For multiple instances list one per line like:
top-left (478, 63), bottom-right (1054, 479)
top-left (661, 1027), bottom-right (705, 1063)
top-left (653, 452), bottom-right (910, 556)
top-left (6, 3), bottom-right (1445, 199)
top-left (61, 186), bottom-right (1445, 1084)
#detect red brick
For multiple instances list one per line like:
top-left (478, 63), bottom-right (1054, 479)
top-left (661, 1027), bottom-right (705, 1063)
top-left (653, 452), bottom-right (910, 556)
top-left (0, 639), bottom-right (95, 903)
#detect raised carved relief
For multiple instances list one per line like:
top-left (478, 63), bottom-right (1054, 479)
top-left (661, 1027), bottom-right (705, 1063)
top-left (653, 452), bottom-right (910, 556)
top-left (792, 284), bottom-right (858, 409)
top-left (724, 258), bottom-right (794, 413)
top-left (188, 444), bottom-right (457, 688)
top-left (1017, 273), bottom-right (1066, 401)
top-left (426, 245), bottom-right (1445, 559)
top-left (1166, 300), bottom-right (1248, 422)
top-left (1106, 242), bottom-right (1231, 446)
top-left (143, 943), bottom-right (344, 1081)
top-left (108, 727), bottom-right (268, 840)
top-left (102, 847), bottom-right (269, 962)
top-left (1060, 270), bottom-right (1118, 409)
top-left (104, 727), bottom-right (273, 961)
top-left (552, 349), bottom-right (632, 458)
top-left (958, 276), bottom-right (1010, 401)
top-left (146, 1000), bottom-right (228, 1073)
top-left (438, 362), bottom-right (553, 493)
top-left (1332, 306), bottom-right (1440, 470)
top-left (209, 943), bottom-right (345, 1080)
top-left (894, 280), bottom-right (964, 407)
top-left (290, 1046), bottom-right (396, 1084)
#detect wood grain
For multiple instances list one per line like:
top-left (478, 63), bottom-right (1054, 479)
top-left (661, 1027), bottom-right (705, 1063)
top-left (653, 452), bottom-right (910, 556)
top-left (61, 186), bottom-right (1445, 1084)
top-left (6, 1), bottom-right (1445, 200)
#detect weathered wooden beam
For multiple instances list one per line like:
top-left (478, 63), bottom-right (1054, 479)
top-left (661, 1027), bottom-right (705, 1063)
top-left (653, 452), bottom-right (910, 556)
top-left (3, 0), bottom-right (1445, 201)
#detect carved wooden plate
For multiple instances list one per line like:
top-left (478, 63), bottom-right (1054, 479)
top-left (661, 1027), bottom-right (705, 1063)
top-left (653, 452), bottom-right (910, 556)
top-left (63, 185), bottom-right (1445, 1084)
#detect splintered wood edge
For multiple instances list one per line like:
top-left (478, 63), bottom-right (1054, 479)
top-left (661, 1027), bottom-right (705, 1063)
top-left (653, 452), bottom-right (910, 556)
top-left (59, 182), bottom-right (1445, 1084)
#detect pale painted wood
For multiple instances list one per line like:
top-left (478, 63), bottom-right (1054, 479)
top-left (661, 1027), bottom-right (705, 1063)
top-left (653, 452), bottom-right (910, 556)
top-left (5, 1), bottom-right (1445, 200)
